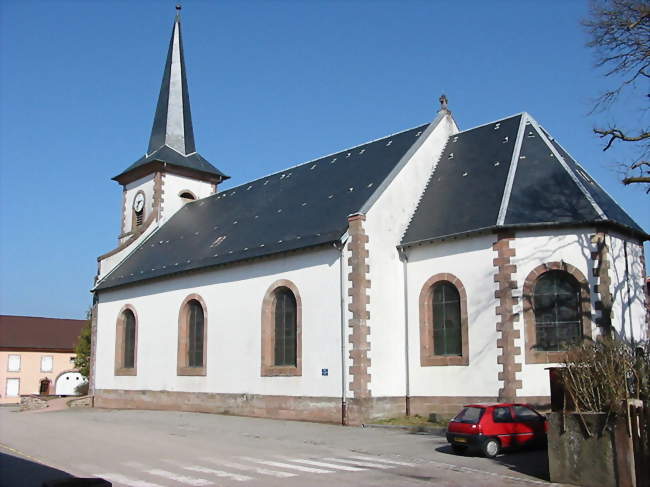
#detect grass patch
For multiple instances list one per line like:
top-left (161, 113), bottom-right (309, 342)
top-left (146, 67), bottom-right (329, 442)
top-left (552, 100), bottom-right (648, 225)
top-left (372, 414), bottom-right (447, 427)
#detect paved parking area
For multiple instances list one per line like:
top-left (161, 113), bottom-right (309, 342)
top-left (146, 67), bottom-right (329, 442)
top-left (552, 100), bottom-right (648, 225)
top-left (0, 406), bottom-right (560, 486)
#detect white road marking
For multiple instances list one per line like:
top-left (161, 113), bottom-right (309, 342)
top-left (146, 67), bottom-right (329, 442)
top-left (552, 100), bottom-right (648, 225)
top-left (347, 454), bottom-right (416, 466)
top-left (282, 458), bottom-right (367, 472)
top-left (323, 457), bottom-right (392, 469)
top-left (240, 456), bottom-right (333, 474)
top-left (204, 459), bottom-right (297, 478)
top-left (145, 469), bottom-right (213, 486)
top-left (184, 465), bottom-right (252, 482)
top-left (93, 473), bottom-right (165, 487)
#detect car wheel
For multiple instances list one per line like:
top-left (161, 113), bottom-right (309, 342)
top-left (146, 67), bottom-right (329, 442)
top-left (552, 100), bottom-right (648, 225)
top-left (451, 444), bottom-right (467, 455)
top-left (482, 438), bottom-right (500, 458)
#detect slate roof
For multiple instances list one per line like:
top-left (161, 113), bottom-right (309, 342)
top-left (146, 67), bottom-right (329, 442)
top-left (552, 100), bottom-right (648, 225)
top-left (0, 315), bottom-right (86, 351)
top-left (401, 113), bottom-right (647, 246)
top-left (113, 12), bottom-right (227, 183)
top-left (96, 122), bottom-right (431, 291)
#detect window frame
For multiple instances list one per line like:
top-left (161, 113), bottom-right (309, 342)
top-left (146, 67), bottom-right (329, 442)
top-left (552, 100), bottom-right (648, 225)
top-left (114, 305), bottom-right (138, 376)
top-left (177, 294), bottom-right (208, 376)
top-left (523, 262), bottom-right (592, 364)
top-left (40, 355), bottom-right (53, 373)
top-left (261, 280), bottom-right (302, 377)
top-left (5, 378), bottom-right (20, 398)
top-left (419, 273), bottom-right (469, 366)
top-left (7, 354), bottom-right (21, 372)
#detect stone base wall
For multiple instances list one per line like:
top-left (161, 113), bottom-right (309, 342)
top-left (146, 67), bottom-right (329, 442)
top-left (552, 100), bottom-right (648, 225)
top-left (95, 390), bottom-right (551, 424)
top-left (96, 389), bottom-right (344, 423)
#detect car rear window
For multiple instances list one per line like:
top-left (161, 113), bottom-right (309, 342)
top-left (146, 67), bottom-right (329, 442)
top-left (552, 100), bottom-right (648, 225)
top-left (452, 407), bottom-right (484, 424)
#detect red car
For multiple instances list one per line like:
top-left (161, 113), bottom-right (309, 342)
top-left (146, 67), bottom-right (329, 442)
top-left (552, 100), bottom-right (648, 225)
top-left (446, 403), bottom-right (547, 457)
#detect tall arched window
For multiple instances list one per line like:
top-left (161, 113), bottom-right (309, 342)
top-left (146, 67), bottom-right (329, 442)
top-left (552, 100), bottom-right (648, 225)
top-left (261, 280), bottom-right (302, 376)
top-left (187, 300), bottom-right (205, 367)
top-left (419, 273), bottom-right (469, 366)
top-left (533, 270), bottom-right (581, 351)
top-left (177, 295), bottom-right (207, 376)
top-left (115, 306), bottom-right (137, 375)
top-left (274, 288), bottom-right (297, 366)
top-left (432, 282), bottom-right (462, 356)
top-left (523, 262), bottom-right (591, 364)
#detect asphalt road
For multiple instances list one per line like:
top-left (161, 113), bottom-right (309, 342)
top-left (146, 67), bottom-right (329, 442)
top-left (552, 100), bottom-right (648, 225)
top-left (0, 406), bottom-right (561, 487)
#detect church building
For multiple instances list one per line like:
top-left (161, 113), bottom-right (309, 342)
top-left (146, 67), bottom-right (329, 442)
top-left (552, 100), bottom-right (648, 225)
top-left (91, 10), bottom-right (648, 425)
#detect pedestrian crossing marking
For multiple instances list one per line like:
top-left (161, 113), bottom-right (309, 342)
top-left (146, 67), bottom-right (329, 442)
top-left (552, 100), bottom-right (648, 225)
top-left (240, 456), bottom-right (333, 474)
top-left (184, 464), bottom-right (253, 482)
top-left (93, 473), bottom-right (165, 487)
top-left (204, 458), bottom-right (297, 478)
top-left (280, 457), bottom-right (367, 472)
top-left (145, 468), bottom-right (213, 486)
top-left (347, 454), bottom-right (416, 466)
top-left (323, 457), bottom-right (393, 469)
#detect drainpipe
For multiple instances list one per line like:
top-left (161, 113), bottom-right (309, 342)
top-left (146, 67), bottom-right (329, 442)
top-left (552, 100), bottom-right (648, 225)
top-left (334, 239), bottom-right (349, 425)
top-left (623, 240), bottom-right (635, 344)
top-left (398, 246), bottom-right (411, 416)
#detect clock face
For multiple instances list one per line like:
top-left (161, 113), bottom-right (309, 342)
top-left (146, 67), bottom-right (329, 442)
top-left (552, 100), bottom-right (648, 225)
top-left (133, 193), bottom-right (145, 213)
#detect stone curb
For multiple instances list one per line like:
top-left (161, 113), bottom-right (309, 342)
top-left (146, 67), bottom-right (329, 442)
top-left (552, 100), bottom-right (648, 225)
top-left (362, 423), bottom-right (447, 436)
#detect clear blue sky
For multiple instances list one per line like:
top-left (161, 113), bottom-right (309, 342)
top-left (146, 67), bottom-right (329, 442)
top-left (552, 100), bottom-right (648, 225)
top-left (1, 0), bottom-right (647, 319)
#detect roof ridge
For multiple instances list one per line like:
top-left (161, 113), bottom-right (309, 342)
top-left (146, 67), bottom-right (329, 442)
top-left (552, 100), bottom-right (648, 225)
top-left (216, 123), bottom-right (430, 194)
top-left (496, 113), bottom-right (528, 226)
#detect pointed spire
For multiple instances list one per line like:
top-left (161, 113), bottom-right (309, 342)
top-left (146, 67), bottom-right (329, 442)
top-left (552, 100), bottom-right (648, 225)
top-left (147, 5), bottom-right (196, 156)
top-left (114, 7), bottom-right (228, 184)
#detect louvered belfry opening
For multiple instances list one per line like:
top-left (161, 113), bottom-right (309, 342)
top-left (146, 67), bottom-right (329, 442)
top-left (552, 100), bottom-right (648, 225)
top-left (274, 288), bottom-right (297, 366)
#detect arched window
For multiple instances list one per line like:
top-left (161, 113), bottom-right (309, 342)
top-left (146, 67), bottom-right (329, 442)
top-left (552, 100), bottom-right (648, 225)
top-left (419, 273), bottom-right (469, 366)
top-left (261, 280), bottom-right (302, 376)
top-left (533, 271), bottom-right (581, 351)
top-left (274, 288), bottom-right (297, 366)
top-left (115, 306), bottom-right (137, 375)
top-left (432, 282), bottom-right (462, 356)
top-left (187, 300), bottom-right (205, 367)
top-left (523, 262), bottom-right (591, 364)
top-left (177, 295), bottom-right (207, 376)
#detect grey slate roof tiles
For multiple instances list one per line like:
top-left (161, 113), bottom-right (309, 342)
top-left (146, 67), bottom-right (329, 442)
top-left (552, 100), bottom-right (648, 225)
top-left (401, 113), bottom-right (646, 247)
top-left (97, 124), bottom-right (429, 290)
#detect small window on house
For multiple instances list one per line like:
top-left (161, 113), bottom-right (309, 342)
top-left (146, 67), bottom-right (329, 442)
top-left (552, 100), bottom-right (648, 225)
top-left (7, 355), bottom-right (20, 372)
top-left (274, 288), bottom-right (297, 367)
top-left (533, 270), bottom-right (581, 351)
top-left (432, 282), bottom-right (462, 356)
top-left (177, 296), bottom-right (207, 376)
top-left (40, 356), bottom-right (53, 373)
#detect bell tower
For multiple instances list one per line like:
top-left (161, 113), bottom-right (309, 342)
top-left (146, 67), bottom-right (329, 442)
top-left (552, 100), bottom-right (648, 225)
top-left (112, 5), bottom-right (228, 245)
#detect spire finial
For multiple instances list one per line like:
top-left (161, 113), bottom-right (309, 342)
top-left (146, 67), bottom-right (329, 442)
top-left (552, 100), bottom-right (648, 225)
top-left (439, 94), bottom-right (449, 112)
top-left (176, 4), bottom-right (182, 11)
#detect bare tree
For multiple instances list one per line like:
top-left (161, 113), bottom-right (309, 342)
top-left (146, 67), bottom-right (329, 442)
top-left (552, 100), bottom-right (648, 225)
top-left (584, 0), bottom-right (650, 190)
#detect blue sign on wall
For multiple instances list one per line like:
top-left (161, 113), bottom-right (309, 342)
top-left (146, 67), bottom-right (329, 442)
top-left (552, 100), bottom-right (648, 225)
top-left (321, 368), bottom-right (328, 376)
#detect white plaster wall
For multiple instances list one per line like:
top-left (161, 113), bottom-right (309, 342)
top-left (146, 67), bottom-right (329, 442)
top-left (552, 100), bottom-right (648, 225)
top-left (512, 228), bottom-right (596, 398)
top-left (406, 235), bottom-right (499, 397)
top-left (123, 174), bottom-right (156, 235)
top-left (363, 115), bottom-right (458, 398)
top-left (95, 247), bottom-right (343, 398)
top-left (161, 173), bottom-right (214, 224)
top-left (607, 234), bottom-right (647, 342)
top-left (98, 224), bottom-right (158, 280)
